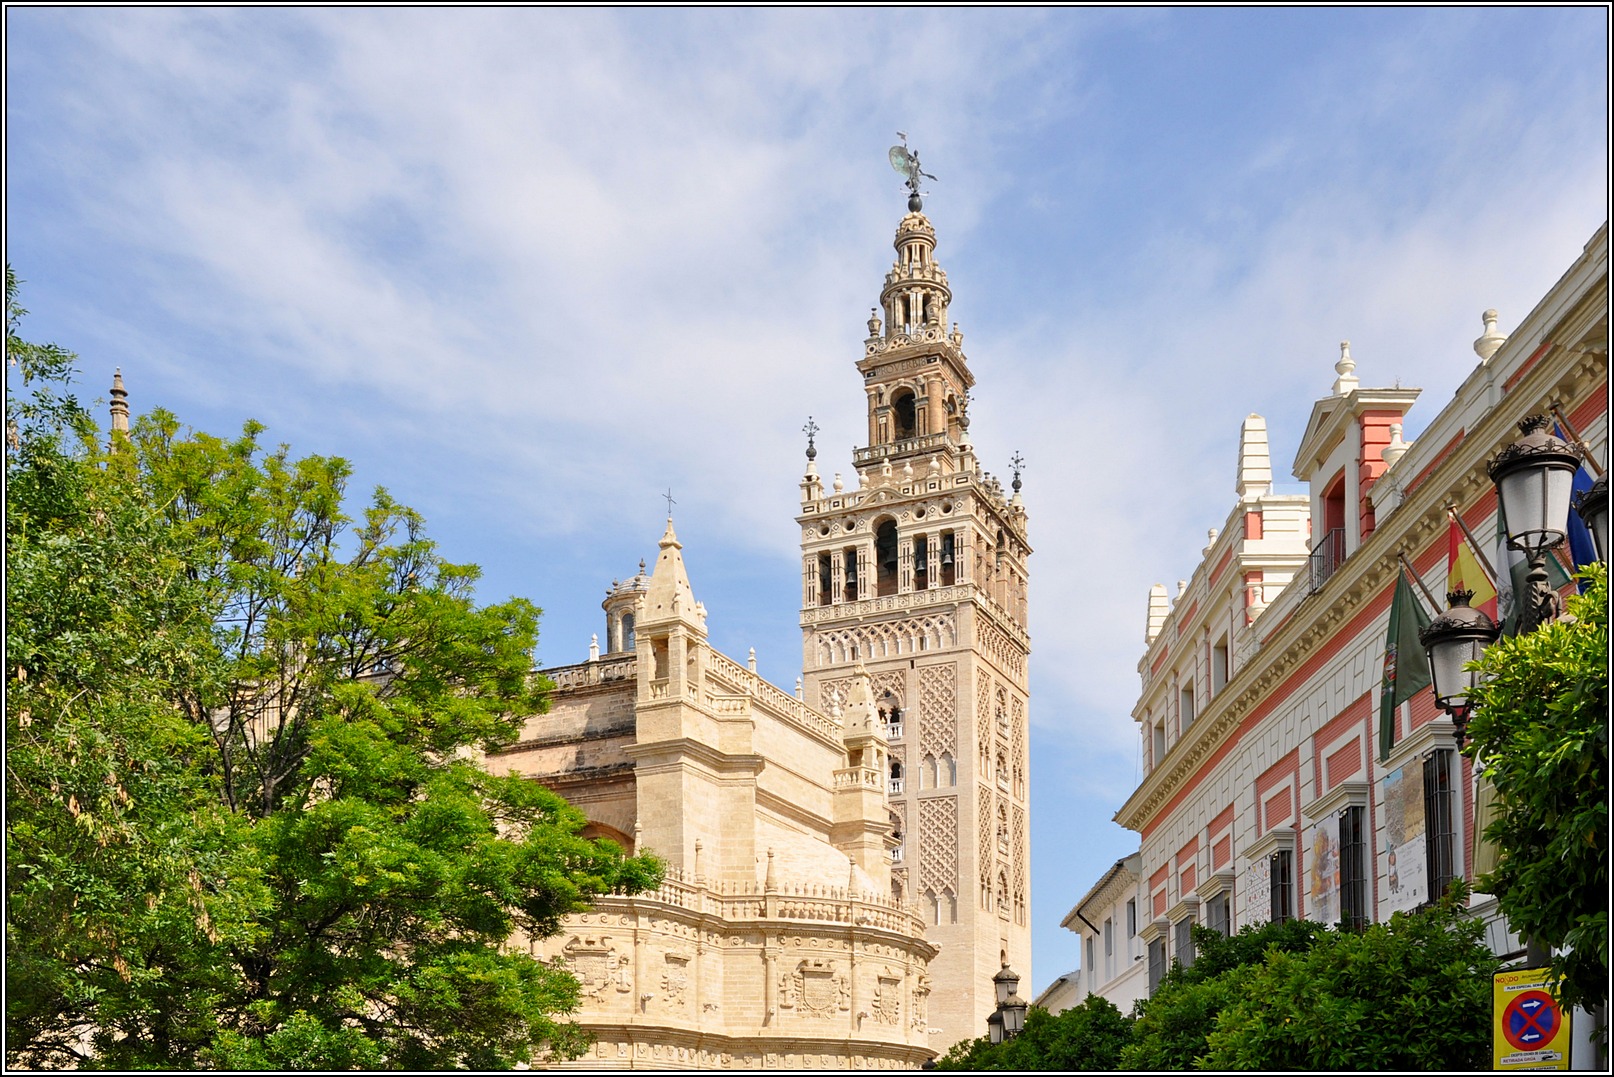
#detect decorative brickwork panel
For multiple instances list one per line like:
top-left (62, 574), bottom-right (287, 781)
top-left (818, 677), bottom-right (851, 714)
top-left (977, 786), bottom-right (993, 902)
top-left (918, 796), bottom-right (957, 897)
top-left (871, 670), bottom-right (906, 707)
top-left (976, 619), bottom-right (1026, 681)
top-left (817, 613), bottom-right (957, 666)
top-left (1011, 804), bottom-right (1026, 922)
top-left (1010, 694), bottom-right (1026, 798)
top-left (918, 663), bottom-right (957, 756)
top-left (976, 674), bottom-right (993, 776)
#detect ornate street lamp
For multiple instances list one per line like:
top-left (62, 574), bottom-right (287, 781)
top-left (989, 963), bottom-right (1028, 1041)
top-left (1574, 471), bottom-right (1609, 565)
top-left (1488, 416), bottom-right (1580, 633)
top-left (1419, 590), bottom-right (1500, 748)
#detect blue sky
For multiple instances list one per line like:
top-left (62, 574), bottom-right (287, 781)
top-left (6, 7), bottom-right (1607, 995)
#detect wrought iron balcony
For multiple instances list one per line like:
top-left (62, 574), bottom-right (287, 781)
top-left (1310, 527), bottom-right (1347, 592)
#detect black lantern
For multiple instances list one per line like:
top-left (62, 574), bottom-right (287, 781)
top-left (989, 963), bottom-right (1027, 1040)
top-left (1489, 416), bottom-right (1580, 632)
top-left (1574, 471), bottom-right (1609, 564)
top-left (1419, 590), bottom-right (1500, 748)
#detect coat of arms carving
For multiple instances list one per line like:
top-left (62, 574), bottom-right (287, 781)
top-left (562, 935), bottom-right (632, 1000)
top-left (661, 952), bottom-right (690, 1009)
top-left (873, 971), bottom-right (902, 1025)
top-left (779, 958), bottom-right (848, 1019)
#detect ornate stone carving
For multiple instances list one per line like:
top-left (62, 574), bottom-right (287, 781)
top-left (779, 959), bottom-right (849, 1019)
top-left (911, 974), bottom-right (931, 1031)
top-left (562, 935), bottom-right (632, 1000)
top-left (872, 970), bottom-right (902, 1025)
top-left (661, 952), bottom-right (691, 1009)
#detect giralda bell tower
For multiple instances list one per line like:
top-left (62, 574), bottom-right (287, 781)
top-left (796, 153), bottom-right (1031, 1051)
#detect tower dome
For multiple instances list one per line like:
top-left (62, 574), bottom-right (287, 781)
top-left (602, 558), bottom-right (649, 655)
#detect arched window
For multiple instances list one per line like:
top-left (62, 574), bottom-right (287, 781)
top-left (922, 754), bottom-right (937, 789)
top-left (940, 752), bottom-right (956, 786)
top-left (621, 612), bottom-right (635, 652)
top-left (944, 888), bottom-right (957, 923)
top-left (875, 519), bottom-right (899, 597)
top-left (926, 889), bottom-right (940, 925)
top-left (889, 759), bottom-right (904, 795)
top-left (892, 390), bottom-right (917, 441)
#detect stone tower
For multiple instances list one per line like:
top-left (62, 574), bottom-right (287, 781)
top-left (797, 204), bottom-right (1032, 1050)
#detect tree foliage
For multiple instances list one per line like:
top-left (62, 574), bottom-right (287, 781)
top-left (1464, 561), bottom-right (1608, 1014)
top-left (945, 900), bottom-right (1495, 1071)
top-left (1122, 918), bottom-right (1325, 1070)
top-left (1200, 895), bottom-right (1497, 1070)
top-left (933, 993), bottom-right (1132, 1071)
top-left (5, 270), bottom-right (661, 1069)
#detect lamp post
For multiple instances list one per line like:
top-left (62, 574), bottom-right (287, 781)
top-left (987, 963), bottom-right (1028, 1044)
top-left (1487, 416), bottom-right (1580, 633)
top-left (1419, 590), bottom-right (1500, 749)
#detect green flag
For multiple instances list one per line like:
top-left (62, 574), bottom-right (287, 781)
top-left (1378, 568), bottom-right (1432, 762)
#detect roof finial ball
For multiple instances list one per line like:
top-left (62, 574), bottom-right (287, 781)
top-left (888, 132), bottom-right (935, 213)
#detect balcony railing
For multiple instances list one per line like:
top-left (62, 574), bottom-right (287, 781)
top-left (888, 777), bottom-right (905, 796)
top-left (1310, 528), bottom-right (1347, 592)
top-left (886, 721), bottom-right (904, 740)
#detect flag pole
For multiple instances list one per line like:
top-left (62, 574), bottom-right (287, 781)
top-left (1445, 503), bottom-right (1500, 590)
top-left (1396, 550), bottom-right (1441, 614)
top-left (1549, 400), bottom-right (1604, 477)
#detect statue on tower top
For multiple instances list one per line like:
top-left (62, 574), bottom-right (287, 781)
top-left (887, 133), bottom-right (936, 213)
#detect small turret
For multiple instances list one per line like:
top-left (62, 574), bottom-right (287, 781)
top-left (109, 369), bottom-right (130, 436)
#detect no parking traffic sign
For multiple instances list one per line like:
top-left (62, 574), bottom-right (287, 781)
top-left (1493, 968), bottom-right (1571, 1070)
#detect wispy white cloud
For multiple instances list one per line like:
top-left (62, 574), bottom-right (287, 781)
top-left (7, 5), bottom-right (1605, 988)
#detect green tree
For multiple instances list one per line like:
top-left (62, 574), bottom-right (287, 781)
top-left (1123, 918), bottom-right (1325, 1070)
top-left (934, 994), bottom-right (1133, 1071)
top-left (7, 266), bottom-right (250, 1069)
top-left (5, 270), bottom-right (661, 1069)
top-left (1464, 562), bottom-right (1608, 1015)
top-left (1202, 893), bottom-right (1497, 1070)
top-left (1120, 897), bottom-right (1496, 1071)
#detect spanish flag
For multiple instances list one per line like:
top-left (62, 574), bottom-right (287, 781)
top-left (1447, 517), bottom-right (1496, 617)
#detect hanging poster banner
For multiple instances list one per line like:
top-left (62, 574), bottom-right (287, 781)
top-left (1380, 766), bottom-right (1426, 915)
top-left (1493, 967), bottom-right (1572, 1070)
top-left (1307, 814), bottom-right (1341, 924)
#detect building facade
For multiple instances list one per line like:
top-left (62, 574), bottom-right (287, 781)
top-left (1058, 853), bottom-right (1147, 1014)
top-left (797, 206), bottom-right (1033, 1048)
top-left (489, 521), bottom-right (938, 1069)
top-left (1069, 223), bottom-right (1607, 1002)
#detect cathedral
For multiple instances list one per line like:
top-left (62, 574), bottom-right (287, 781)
top-left (488, 194), bottom-right (1032, 1066)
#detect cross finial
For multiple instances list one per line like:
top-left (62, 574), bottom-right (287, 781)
top-left (803, 416), bottom-right (819, 461)
top-left (663, 488), bottom-right (676, 517)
